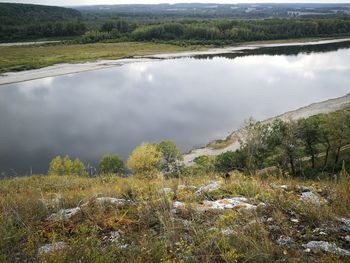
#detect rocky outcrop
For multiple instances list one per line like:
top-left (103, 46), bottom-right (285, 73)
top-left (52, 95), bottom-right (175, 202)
top-left (303, 241), bottom-right (350, 256)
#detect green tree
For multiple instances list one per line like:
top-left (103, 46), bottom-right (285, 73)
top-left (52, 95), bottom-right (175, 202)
top-left (319, 114), bottom-right (333, 167)
top-left (48, 155), bottom-right (87, 176)
top-left (72, 158), bottom-right (88, 177)
top-left (99, 154), bottom-right (125, 175)
top-left (63, 155), bottom-right (73, 175)
top-left (331, 109), bottom-right (350, 166)
top-left (269, 119), bottom-right (301, 176)
top-left (127, 143), bottom-right (162, 178)
top-left (215, 150), bottom-right (245, 173)
top-left (157, 140), bottom-right (183, 177)
top-left (48, 155), bottom-right (64, 175)
top-left (241, 119), bottom-right (270, 174)
top-left (298, 116), bottom-right (321, 169)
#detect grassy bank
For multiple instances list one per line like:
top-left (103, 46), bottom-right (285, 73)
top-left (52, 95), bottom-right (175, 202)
top-left (1, 172), bottom-right (350, 262)
top-left (1, 36), bottom-right (349, 75)
top-left (0, 42), bottom-right (204, 74)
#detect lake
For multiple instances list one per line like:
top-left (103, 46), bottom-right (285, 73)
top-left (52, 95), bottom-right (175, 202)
top-left (1, 41), bottom-right (350, 176)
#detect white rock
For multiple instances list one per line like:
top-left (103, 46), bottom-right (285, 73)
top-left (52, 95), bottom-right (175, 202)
top-left (173, 201), bottom-right (185, 209)
top-left (221, 229), bottom-right (236, 236)
top-left (195, 181), bottom-right (220, 195)
top-left (303, 241), bottom-right (350, 256)
top-left (290, 218), bottom-right (299, 223)
top-left (103, 231), bottom-right (128, 248)
top-left (95, 197), bottom-right (129, 206)
top-left (199, 197), bottom-right (256, 211)
top-left (338, 217), bottom-right (350, 226)
top-left (276, 235), bottom-right (293, 246)
top-left (178, 185), bottom-right (197, 190)
top-left (345, 235), bottom-right (350, 242)
top-left (300, 191), bottom-right (323, 206)
top-left (270, 184), bottom-right (289, 191)
top-left (109, 231), bottom-right (121, 243)
top-left (38, 242), bottom-right (67, 256)
top-left (47, 207), bottom-right (81, 220)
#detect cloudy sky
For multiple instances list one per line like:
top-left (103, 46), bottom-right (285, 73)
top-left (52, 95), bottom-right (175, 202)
top-left (1, 0), bottom-right (350, 6)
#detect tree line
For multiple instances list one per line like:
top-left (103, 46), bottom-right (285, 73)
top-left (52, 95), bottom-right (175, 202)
top-left (203, 106), bottom-right (350, 178)
top-left (47, 106), bottom-right (350, 180)
top-left (0, 3), bottom-right (86, 41)
top-left (79, 18), bottom-right (350, 44)
top-left (48, 140), bottom-right (183, 178)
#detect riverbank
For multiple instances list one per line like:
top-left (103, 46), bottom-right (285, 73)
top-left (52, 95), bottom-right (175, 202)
top-left (0, 42), bottom-right (205, 78)
top-left (1, 37), bottom-right (350, 85)
top-left (183, 93), bottom-right (350, 165)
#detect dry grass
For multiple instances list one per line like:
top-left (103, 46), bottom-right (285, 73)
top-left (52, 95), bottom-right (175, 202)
top-left (0, 173), bottom-right (350, 262)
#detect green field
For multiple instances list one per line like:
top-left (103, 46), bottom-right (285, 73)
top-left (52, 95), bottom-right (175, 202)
top-left (0, 42), bottom-right (203, 74)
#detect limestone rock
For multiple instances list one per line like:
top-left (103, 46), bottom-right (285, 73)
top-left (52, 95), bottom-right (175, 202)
top-left (198, 197), bottom-right (257, 211)
top-left (38, 242), bottom-right (67, 256)
top-left (195, 181), bottom-right (220, 195)
top-left (303, 241), bottom-right (350, 256)
top-left (95, 197), bottom-right (129, 206)
top-left (47, 207), bottom-right (81, 220)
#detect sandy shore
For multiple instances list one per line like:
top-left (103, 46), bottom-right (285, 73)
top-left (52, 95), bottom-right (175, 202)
top-left (1, 37), bottom-right (350, 86)
top-left (183, 93), bottom-right (350, 165)
top-left (0, 41), bottom-right (61, 47)
top-left (0, 58), bottom-right (159, 86)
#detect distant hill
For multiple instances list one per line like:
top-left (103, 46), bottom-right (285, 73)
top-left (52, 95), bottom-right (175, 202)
top-left (76, 3), bottom-right (350, 20)
top-left (0, 3), bottom-right (81, 26)
top-left (0, 3), bottom-right (85, 42)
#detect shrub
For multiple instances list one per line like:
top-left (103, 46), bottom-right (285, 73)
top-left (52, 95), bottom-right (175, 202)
top-left (215, 151), bottom-right (245, 173)
top-left (157, 140), bottom-right (183, 177)
top-left (48, 155), bottom-right (87, 176)
top-left (127, 143), bottom-right (162, 178)
top-left (98, 154), bottom-right (125, 175)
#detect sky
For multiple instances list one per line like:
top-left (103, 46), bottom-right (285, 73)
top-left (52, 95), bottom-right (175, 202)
top-left (1, 0), bottom-right (350, 7)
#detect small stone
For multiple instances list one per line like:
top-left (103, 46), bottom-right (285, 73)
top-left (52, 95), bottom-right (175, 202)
top-left (270, 184), bottom-right (289, 191)
top-left (304, 248), bottom-right (311, 253)
top-left (109, 231), bottom-right (121, 243)
top-left (221, 229), bottom-right (236, 235)
top-left (95, 197), bottom-right (129, 206)
top-left (345, 235), bottom-right (350, 242)
top-left (195, 181), bottom-right (220, 195)
top-left (38, 242), bottom-right (67, 256)
top-left (276, 235), bottom-right (293, 246)
top-left (173, 201), bottom-right (185, 209)
top-left (47, 207), bottom-right (81, 220)
top-left (267, 217), bottom-right (274, 222)
top-left (290, 218), bottom-right (299, 223)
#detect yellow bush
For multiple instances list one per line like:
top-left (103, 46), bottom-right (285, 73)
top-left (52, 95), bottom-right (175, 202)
top-left (127, 143), bottom-right (162, 178)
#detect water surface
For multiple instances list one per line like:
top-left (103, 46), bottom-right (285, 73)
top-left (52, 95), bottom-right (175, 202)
top-left (1, 42), bottom-right (350, 176)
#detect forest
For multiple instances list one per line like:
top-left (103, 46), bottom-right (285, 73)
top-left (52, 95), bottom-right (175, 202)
top-left (1, 3), bottom-right (350, 43)
top-left (0, 3), bottom-right (85, 41)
